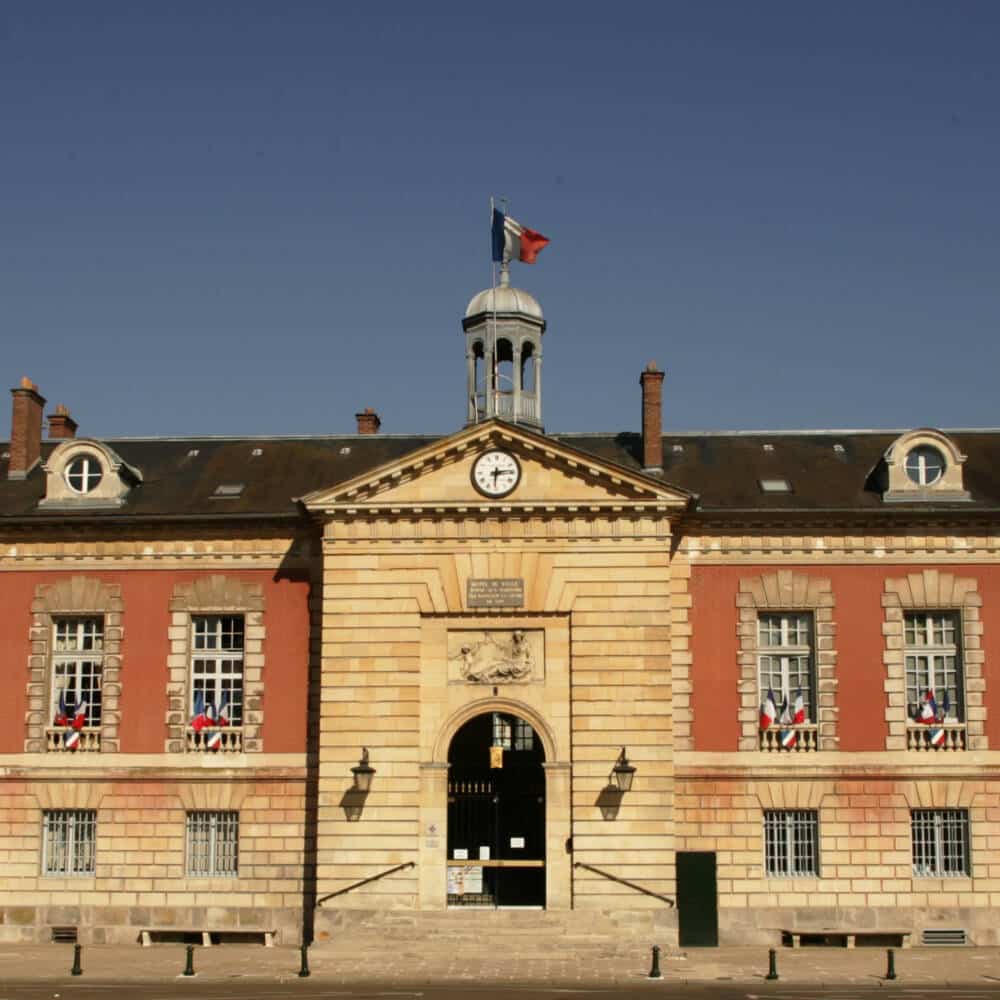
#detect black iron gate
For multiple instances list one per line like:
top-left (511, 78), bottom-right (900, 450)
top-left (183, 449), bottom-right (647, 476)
top-left (447, 712), bottom-right (545, 907)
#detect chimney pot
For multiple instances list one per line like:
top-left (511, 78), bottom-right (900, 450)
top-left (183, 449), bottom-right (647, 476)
top-left (355, 408), bottom-right (381, 434)
top-left (8, 378), bottom-right (47, 479)
top-left (639, 363), bottom-right (665, 473)
top-left (48, 404), bottom-right (78, 440)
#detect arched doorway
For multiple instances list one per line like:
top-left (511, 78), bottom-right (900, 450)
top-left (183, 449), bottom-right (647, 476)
top-left (447, 711), bottom-right (546, 908)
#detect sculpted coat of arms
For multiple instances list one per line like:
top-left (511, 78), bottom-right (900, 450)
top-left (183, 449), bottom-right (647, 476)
top-left (448, 629), bottom-right (542, 683)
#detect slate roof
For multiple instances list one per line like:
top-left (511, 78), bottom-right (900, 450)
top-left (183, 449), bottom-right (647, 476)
top-left (2, 427), bottom-right (1000, 523)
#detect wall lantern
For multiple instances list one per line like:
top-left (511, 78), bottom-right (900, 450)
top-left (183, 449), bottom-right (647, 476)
top-left (351, 748), bottom-right (375, 793)
top-left (611, 747), bottom-right (635, 793)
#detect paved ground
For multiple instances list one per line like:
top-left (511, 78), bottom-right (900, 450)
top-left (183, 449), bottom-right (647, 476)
top-left (1, 942), bottom-right (1000, 989)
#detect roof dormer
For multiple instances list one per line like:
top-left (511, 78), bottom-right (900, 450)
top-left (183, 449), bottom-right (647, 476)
top-left (882, 428), bottom-right (969, 503)
top-left (39, 438), bottom-right (142, 509)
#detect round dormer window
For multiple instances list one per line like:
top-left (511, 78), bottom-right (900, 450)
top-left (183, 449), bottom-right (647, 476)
top-left (65, 455), bottom-right (103, 494)
top-left (905, 445), bottom-right (945, 486)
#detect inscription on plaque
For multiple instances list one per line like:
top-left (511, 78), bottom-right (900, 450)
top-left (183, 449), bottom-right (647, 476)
top-left (467, 577), bottom-right (524, 608)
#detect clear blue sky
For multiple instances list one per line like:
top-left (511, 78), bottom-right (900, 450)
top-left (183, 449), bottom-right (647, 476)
top-left (2, 2), bottom-right (999, 439)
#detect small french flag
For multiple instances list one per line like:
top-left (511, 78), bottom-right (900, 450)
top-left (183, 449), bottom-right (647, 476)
top-left (780, 728), bottom-right (798, 750)
top-left (760, 688), bottom-right (778, 730)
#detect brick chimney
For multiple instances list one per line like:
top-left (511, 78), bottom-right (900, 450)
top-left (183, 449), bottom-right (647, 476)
top-left (8, 377), bottom-right (47, 479)
top-left (48, 404), bottom-right (78, 439)
top-left (355, 407), bottom-right (381, 434)
top-left (639, 362), bottom-right (665, 473)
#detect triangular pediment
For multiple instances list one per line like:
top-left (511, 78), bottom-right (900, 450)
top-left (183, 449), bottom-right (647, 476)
top-left (301, 420), bottom-right (691, 514)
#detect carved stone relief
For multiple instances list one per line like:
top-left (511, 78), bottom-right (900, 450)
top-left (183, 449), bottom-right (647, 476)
top-left (447, 629), bottom-right (543, 683)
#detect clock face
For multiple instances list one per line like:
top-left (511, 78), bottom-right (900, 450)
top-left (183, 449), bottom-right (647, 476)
top-left (471, 449), bottom-right (522, 498)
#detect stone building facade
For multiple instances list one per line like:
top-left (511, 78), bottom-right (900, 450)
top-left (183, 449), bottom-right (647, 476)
top-left (1, 279), bottom-right (999, 947)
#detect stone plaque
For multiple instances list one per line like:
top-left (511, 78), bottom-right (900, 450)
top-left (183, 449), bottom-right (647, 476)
top-left (448, 629), bottom-right (544, 683)
top-left (467, 577), bottom-right (524, 608)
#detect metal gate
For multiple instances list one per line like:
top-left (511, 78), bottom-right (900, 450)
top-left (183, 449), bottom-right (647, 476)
top-left (447, 712), bottom-right (545, 907)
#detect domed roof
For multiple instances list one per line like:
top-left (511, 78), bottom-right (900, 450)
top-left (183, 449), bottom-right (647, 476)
top-left (465, 284), bottom-right (544, 322)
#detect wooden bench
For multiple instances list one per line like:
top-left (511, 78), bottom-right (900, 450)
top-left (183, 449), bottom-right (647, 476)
top-left (781, 928), bottom-right (912, 949)
top-left (140, 928), bottom-right (276, 947)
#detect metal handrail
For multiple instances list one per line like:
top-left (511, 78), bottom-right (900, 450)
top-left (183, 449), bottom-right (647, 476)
top-left (315, 861), bottom-right (415, 907)
top-left (573, 861), bottom-right (674, 907)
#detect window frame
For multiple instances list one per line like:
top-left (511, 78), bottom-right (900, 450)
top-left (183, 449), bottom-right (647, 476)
top-left (185, 810), bottom-right (240, 878)
top-left (189, 613), bottom-right (245, 728)
top-left (42, 809), bottom-right (97, 877)
top-left (757, 611), bottom-right (816, 721)
top-left (51, 616), bottom-right (105, 730)
top-left (763, 809), bottom-right (820, 878)
top-left (911, 808), bottom-right (970, 878)
top-left (904, 610), bottom-right (964, 723)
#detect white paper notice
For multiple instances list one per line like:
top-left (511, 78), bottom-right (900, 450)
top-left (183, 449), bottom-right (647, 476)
top-left (510, 836), bottom-right (525, 849)
top-left (479, 845), bottom-right (490, 860)
top-left (453, 848), bottom-right (468, 860)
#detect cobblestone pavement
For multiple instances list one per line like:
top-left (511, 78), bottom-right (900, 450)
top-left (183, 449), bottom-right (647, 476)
top-left (1, 942), bottom-right (1000, 987)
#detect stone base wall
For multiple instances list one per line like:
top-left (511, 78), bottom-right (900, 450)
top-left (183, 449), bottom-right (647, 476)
top-left (0, 772), bottom-right (309, 945)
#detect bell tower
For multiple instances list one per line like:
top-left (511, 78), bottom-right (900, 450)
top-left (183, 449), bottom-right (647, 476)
top-left (463, 264), bottom-right (546, 430)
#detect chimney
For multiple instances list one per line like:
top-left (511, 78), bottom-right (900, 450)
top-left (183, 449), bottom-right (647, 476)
top-left (355, 407), bottom-right (381, 434)
top-left (639, 362), bottom-right (665, 473)
top-left (48, 404), bottom-right (78, 440)
top-left (8, 377), bottom-right (46, 479)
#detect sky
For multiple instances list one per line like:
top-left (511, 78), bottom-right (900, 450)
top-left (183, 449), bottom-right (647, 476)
top-left (2, 2), bottom-right (999, 440)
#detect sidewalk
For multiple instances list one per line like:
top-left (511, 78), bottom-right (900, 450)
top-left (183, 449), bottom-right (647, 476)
top-left (1, 941), bottom-right (1000, 987)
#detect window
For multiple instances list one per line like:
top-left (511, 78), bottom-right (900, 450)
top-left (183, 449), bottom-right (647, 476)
top-left (912, 809), bottom-right (969, 877)
top-left (42, 810), bottom-right (97, 876)
top-left (513, 717), bottom-right (534, 751)
top-left (764, 810), bottom-right (819, 877)
top-left (64, 455), bottom-right (103, 494)
top-left (905, 612), bottom-right (963, 721)
top-left (758, 613), bottom-right (815, 720)
top-left (186, 811), bottom-right (239, 877)
top-left (905, 446), bottom-right (945, 486)
top-left (190, 615), bottom-right (244, 727)
top-left (51, 617), bottom-right (103, 729)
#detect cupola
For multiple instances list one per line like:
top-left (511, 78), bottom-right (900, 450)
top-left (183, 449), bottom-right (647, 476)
top-left (462, 264), bottom-right (546, 430)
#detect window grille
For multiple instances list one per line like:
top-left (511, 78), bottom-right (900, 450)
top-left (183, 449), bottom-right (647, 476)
top-left (757, 613), bottom-right (815, 719)
top-left (764, 810), bottom-right (819, 877)
top-left (42, 810), bottom-right (97, 876)
top-left (905, 612), bottom-right (963, 721)
top-left (190, 615), bottom-right (244, 726)
top-left (186, 811), bottom-right (239, 877)
top-left (912, 809), bottom-right (969, 877)
top-left (51, 617), bottom-right (104, 727)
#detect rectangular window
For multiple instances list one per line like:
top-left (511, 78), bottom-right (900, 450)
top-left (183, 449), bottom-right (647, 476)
top-left (905, 612), bottom-right (964, 721)
top-left (911, 809), bottom-right (970, 877)
top-left (186, 811), bottom-right (239, 877)
top-left (764, 810), bottom-right (819, 877)
top-left (492, 712), bottom-right (512, 750)
top-left (758, 612), bottom-right (815, 719)
top-left (42, 809), bottom-right (97, 876)
top-left (190, 615), bottom-right (244, 726)
top-left (51, 617), bottom-right (104, 728)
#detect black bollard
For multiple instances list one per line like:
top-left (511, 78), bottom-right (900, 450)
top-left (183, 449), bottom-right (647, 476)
top-left (766, 947), bottom-right (779, 981)
top-left (885, 948), bottom-right (897, 981)
top-left (70, 943), bottom-right (82, 977)
top-left (183, 943), bottom-right (195, 977)
top-left (298, 944), bottom-right (311, 978)
top-left (647, 944), bottom-right (662, 979)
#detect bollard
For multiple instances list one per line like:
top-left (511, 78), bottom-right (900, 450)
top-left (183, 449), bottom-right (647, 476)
top-left (885, 948), bottom-right (897, 981)
top-left (182, 943), bottom-right (195, 977)
top-left (647, 944), bottom-right (662, 980)
top-left (298, 943), bottom-right (311, 978)
top-left (765, 947), bottom-right (779, 981)
top-left (70, 943), bottom-right (82, 977)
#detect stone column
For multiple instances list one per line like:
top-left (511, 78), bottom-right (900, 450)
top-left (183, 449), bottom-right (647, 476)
top-left (543, 761), bottom-right (572, 910)
top-left (419, 762), bottom-right (450, 910)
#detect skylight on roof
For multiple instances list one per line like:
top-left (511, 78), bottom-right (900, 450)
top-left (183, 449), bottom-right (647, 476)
top-left (759, 478), bottom-right (792, 494)
top-left (212, 483), bottom-right (245, 498)
top-left (251, 448), bottom-right (263, 457)
top-left (762, 443), bottom-right (775, 452)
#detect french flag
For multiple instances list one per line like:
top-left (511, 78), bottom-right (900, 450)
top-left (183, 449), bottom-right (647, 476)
top-left (215, 692), bottom-right (230, 727)
top-left (53, 690), bottom-right (69, 727)
top-left (491, 208), bottom-right (550, 265)
top-left (760, 688), bottom-right (778, 730)
top-left (917, 689), bottom-right (938, 724)
top-left (777, 696), bottom-right (798, 749)
top-left (190, 690), bottom-right (208, 732)
top-left (791, 689), bottom-right (806, 725)
top-left (72, 699), bottom-right (88, 730)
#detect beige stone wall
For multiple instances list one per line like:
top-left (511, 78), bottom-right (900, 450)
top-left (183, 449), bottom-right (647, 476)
top-left (314, 509), bottom-right (676, 917)
top-left (0, 770), bottom-right (307, 944)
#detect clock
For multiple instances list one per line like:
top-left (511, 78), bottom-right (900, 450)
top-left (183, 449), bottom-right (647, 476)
top-left (471, 449), bottom-right (521, 498)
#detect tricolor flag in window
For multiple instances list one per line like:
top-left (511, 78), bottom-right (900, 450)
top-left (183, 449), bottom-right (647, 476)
top-left (491, 209), bottom-right (550, 265)
top-left (191, 690), bottom-right (208, 732)
top-left (777, 696), bottom-right (798, 749)
top-left (759, 688), bottom-right (778, 730)
top-left (791, 688), bottom-right (806, 725)
top-left (916, 689), bottom-right (938, 724)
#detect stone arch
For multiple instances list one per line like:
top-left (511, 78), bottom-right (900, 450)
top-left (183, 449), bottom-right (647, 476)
top-left (432, 696), bottom-right (558, 764)
top-left (26, 576), bottom-right (124, 753)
